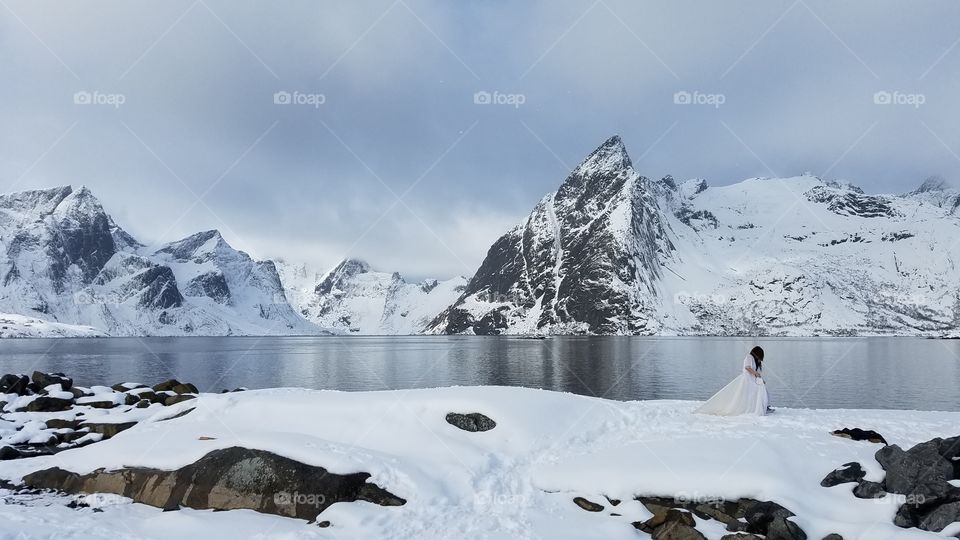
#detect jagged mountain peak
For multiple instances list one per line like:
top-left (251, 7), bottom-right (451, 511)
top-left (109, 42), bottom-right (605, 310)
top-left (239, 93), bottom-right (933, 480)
top-left (568, 135), bottom-right (632, 179)
top-left (154, 230), bottom-right (228, 260)
top-left (914, 175), bottom-right (950, 194)
top-left (314, 258), bottom-right (372, 295)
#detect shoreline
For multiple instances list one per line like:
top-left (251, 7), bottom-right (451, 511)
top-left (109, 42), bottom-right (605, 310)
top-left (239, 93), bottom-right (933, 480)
top-left (2, 372), bottom-right (959, 538)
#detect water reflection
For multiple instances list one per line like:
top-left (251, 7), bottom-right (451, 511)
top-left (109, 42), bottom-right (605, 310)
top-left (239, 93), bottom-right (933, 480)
top-left (0, 336), bottom-right (956, 411)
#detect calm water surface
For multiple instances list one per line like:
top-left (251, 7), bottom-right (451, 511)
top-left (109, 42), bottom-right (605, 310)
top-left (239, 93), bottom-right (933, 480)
top-left (0, 336), bottom-right (957, 411)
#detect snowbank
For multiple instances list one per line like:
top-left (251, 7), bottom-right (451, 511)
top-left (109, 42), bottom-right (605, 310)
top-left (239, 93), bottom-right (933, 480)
top-left (1, 386), bottom-right (958, 539)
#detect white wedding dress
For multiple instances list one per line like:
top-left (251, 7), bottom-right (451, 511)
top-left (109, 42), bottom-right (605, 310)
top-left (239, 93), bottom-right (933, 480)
top-left (695, 354), bottom-right (769, 416)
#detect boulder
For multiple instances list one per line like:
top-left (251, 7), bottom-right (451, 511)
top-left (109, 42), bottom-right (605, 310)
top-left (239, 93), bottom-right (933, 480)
top-left (152, 379), bottom-right (183, 392)
top-left (26, 396), bottom-right (74, 412)
top-left (445, 412), bottom-right (496, 432)
top-left (876, 440), bottom-right (953, 499)
top-left (45, 418), bottom-right (79, 430)
top-left (32, 372), bottom-right (72, 391)
top-left (135, 399), bottom-right (151, 408)
top-left (852, 480), bottom-right (885, 499)
top-left (0, 374), bottom-right (29, 396)
top-left (766, 516), bottom-right (807, 539)
top-left (822, 535), bottom-right (843, 540)
top-left (78, 421), bottom-right (137, 439)
top-left (22, 447), bottom-right (406, 520)
top-left (171, 383), bottom-right (199, 395)
top-left (652, 523), bottom-right (706, 540)
top-left (831, 428), bottom-right (887, 445)
top-left (572, 496), bottom-right (603, 512)
top-left (0, 445), bottom-right (21, 460)
top-left (165, 394), bottom-right (197, 406)
top-left (741, 500), bottom-right (794, 535)
top-left (820, 462), bottom-right (866, 487)
top-left (917, 501), bottom-right (960, 532)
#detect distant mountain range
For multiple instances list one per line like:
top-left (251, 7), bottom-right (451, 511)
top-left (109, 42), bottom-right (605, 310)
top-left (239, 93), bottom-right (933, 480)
top-left (2, 136), bottom-right (959, 337)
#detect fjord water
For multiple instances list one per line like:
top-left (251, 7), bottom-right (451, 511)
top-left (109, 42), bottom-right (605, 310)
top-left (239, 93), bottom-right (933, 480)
top-left (1, 336), bottom-right (956, 411)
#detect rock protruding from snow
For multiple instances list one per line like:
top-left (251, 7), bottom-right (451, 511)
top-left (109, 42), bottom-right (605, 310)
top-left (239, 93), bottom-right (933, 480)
top-left (22, 447), bottom-right (406, 519)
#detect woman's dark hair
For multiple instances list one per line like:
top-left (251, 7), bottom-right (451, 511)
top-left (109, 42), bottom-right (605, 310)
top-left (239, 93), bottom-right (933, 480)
top-left (750, 346), bottom-right (764, 371)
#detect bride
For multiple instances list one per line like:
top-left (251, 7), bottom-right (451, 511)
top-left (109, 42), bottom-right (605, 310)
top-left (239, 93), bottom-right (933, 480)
top-left (696, 346), bottom-right (769, 416)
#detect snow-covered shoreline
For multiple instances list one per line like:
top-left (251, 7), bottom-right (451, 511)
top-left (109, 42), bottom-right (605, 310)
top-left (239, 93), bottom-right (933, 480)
top-left (2, 384), bottom-right (959, 539)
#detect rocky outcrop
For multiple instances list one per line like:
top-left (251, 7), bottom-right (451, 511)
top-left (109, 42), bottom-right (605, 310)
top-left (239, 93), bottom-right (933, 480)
top-left (445, 412), bottom-right (496, 432)
top-left (823, 434), bottom-right (960, 532)
top-left (621, 496), bottom-right (807, 539)
top-left (0, 372), bottom-right (203, 459)
top-left (22, 447), bottom-right (405, 521)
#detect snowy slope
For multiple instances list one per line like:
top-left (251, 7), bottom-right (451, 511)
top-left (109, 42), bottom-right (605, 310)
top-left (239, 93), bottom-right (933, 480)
top-left (429, 136), bottom-right (960, 336)
top-left (278, 258), bottom-right (467, 335)
top-left (0, 386), bottom-right (957, 539)
top-left (0, 186), bottom-right (322, 336)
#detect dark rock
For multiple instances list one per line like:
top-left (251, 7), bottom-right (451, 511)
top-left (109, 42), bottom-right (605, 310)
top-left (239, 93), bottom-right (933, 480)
top-left (135, 399), bottom-right (151, 408)
top-left (573, 496), bottom-right (604, 512)
top-left (766, 516), bottom-right (807, 539)
top-left (694, 500), bottom-right (741, 527)
top-left (573, 497), bottom-right (603, 512)
top-left (111, 383), bottom-right (146, 392)
top-left (22, 447), bottom-right (405, 520)
top-left (445, 412), bottom-right (496, 432)
top-left (852, 480), bottom-right (885, 499)
top-left (831, 428), bottom-right (887, 445)
top-left (165, 394), bottom-right (197, 406)
top-left (918, 501), bottom-right (960, 532)
top-left (652, 523), bottom-right (706, 540)
top-left (741, 500), bottom-right (794, 535)
top-left (26, 396), bottom-right (74, 412)
top-left (83, 400), bottom-right (121, 409)
top-left (78, 421), bottom-right (137, 439)
top-left (129, 390), bottom-right (158, 403)
top-left (152, 379), bottom-right (182, 392)
top-left (32, 372), bottom-right (72, 391)
top-left (0, 374), bottom-right (30, 396)
top-left (721, 535), bottom-right (763, 540)
top-left (876, 440), bottom-right (953, 499)
top-left (171, 383), bottom-right (199, 395)
top-left (821, 462), bottom-right (866, 487)
top-left (822, 535), bottom-right (843, 540)
top-left (45, 418), bottom-right (79, 430)
top-left (0, 445), bottom-right (21, 460)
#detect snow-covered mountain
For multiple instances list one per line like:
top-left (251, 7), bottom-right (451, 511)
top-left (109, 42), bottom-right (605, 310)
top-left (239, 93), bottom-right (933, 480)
top-left (0, 186), bottom-right (320, 336)
top-left (277, 258), bottom-right (467, 334)
top-left (428, 135), bottom-right (960, 336)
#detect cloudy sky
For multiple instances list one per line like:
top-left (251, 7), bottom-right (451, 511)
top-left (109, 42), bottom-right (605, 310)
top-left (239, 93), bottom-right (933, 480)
top-left (2, 0), bottom-right (959, 280)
